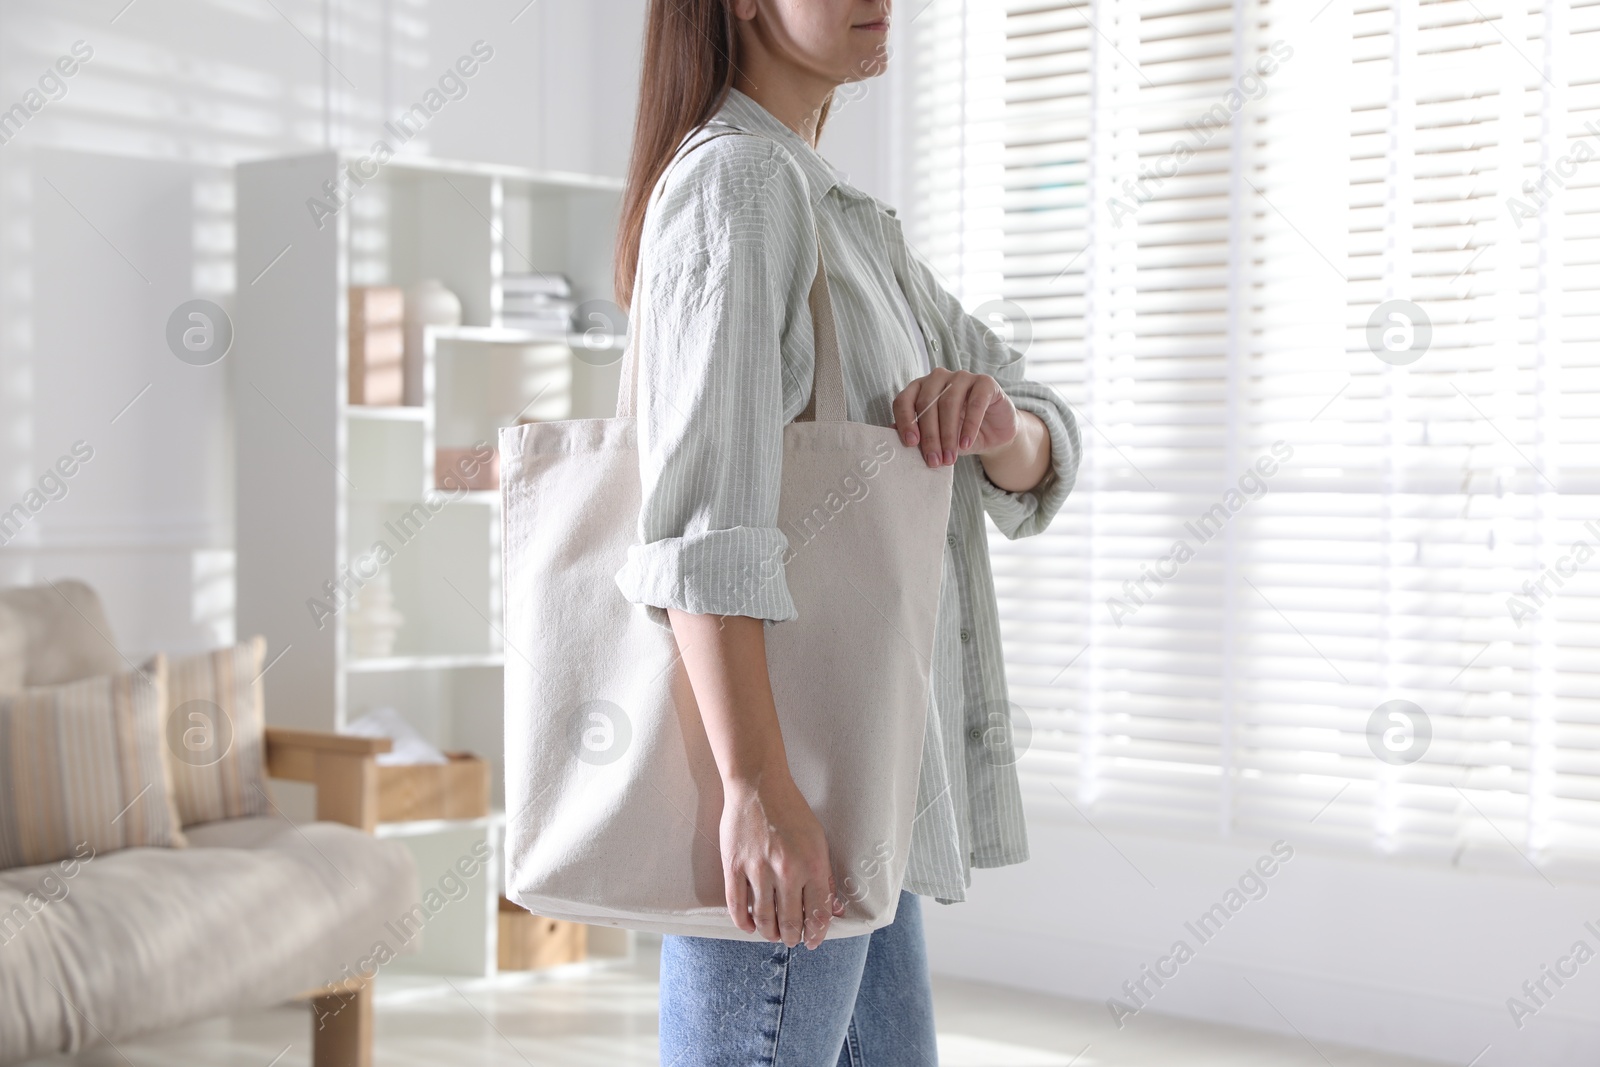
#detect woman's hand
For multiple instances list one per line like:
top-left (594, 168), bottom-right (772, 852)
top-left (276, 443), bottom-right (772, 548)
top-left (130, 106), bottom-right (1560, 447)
top-left (893, 368), bottom-right (1053, 492)
top-left (664, 610), bottom-right (845, 950)
top-left (721, 769), bottom-right (846, 949)
top-left (892, 368), bottom-right (1018, 468)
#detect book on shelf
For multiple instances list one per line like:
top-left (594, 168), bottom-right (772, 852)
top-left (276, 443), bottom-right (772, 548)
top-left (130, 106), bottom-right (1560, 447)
top-left (349, 286), bottom-right (406, 406)
top-left (501, 272), bottom-right (571, 298)
top-left (502, 292), bottom-right (574, 314)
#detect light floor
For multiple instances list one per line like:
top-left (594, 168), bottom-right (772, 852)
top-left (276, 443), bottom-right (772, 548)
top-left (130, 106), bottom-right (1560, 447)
top-left (24, 941), bottom-right (1439, 1067)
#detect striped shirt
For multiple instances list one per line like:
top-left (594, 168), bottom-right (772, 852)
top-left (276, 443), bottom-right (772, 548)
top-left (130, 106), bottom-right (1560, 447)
top-left (614, 88), bottom-right (1081, 903)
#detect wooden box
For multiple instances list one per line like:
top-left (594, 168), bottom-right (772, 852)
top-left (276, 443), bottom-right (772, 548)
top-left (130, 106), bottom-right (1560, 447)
top-left (436, 447), bottom-right (499, 491)
top-left (376, 752), bottom-right (490, 823)
top-left (498, 898), bottom-right (588, 971)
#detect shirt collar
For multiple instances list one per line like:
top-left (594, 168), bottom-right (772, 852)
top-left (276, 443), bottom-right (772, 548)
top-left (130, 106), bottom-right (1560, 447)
top-left (704, 88), bottom-right (857, 209)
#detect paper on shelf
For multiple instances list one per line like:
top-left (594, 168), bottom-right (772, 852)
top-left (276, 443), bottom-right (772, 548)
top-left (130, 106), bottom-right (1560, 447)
top-left (344, 706), bottom-right (450, 766)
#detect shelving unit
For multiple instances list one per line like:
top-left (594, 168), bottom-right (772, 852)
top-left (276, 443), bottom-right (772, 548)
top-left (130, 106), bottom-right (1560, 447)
top-left (346, 653), bottom-right (506, 674)
top-left (235, 150), bottom-right (633, 977)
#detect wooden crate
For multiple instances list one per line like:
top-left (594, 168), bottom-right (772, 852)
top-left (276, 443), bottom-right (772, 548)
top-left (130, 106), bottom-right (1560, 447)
top-left (498, 898), bottom-right (588, 971)
top-left (376, 752), bottom-right (490, 823)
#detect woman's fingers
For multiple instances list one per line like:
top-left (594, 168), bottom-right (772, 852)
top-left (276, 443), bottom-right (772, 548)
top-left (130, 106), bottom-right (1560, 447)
top-left (960, 377), bottom-right (994, 452)
top-left (896, 371), bottom-right (1005, 466)
top-left (938, 377), bottom-right (972, 464)
top-left (916, 377), bottom-right (944, 468)
top-left (775, 875), bottom-right (805, 948)
top-left (726, 867), bottom-right (754, 934)
top-left (892, 383), bottom-right (921, 448)
top-left (750, 872), bottom-right (780, 942)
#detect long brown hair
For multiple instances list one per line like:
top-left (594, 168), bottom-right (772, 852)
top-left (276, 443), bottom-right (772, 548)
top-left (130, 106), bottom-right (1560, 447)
top-left (614, 0), bottom-right (834, 309)
top-left (615, 1), bottom-right (738, 309)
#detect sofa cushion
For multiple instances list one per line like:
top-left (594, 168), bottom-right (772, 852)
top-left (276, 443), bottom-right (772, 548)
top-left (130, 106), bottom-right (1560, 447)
top-left (0, 816), bottom-right (419, 1064)
top-left (0, 581), bottom-right (123, 688)
top-left (167, 637), bottom-right (273, 827)
top-left (0, 657), bottom-right (187, 871)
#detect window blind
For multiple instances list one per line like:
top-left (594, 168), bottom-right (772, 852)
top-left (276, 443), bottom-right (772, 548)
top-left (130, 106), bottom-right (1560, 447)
top-left (905, 0), bottom-right (1600, 878)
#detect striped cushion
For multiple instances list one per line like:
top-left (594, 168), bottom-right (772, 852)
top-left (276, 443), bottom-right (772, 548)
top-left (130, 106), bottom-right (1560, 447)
top-left (167, 637), bottom-right (273, 826)
top-left (0, 656), bottom-right (186, 870)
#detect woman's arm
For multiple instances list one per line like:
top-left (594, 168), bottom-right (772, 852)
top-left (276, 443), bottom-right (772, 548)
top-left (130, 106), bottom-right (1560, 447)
top-left (667, 610), bottom-right (843, 949)
top-left (613, 135), bottom-right (841, 948)
top-left (980, 408), bottom-right (1052, 492)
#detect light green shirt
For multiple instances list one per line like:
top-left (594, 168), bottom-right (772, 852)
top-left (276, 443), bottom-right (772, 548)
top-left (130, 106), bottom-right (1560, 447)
top-left (614, 89), bottom-right (1081, 902)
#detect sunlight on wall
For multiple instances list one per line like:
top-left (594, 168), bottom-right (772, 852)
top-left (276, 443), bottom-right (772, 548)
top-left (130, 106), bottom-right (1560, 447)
top-left (0, 0), bottom-right (430, 651)
top-left (0, 0), bottom-right (646, 651)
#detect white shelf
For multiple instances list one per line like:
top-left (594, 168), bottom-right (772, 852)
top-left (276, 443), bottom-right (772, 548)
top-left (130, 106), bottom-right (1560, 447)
top-left (346, 405), bottom-right (428, 422)
top-left (347, 653), bottom-right (505, 673)
top-left (238, 148), bottom-right (621, 981)
top-left (364, 152), bottom-right (626, 192)
top-left (252, 147), bottom-right (625, 191)
top-left (433, 324), bottom-right (557, 344)
top-left (431, 323), bottom-right (627, 352)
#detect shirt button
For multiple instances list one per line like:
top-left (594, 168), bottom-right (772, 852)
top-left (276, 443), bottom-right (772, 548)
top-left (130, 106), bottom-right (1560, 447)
top-left (968, 726), bottom-right (983, 742)
top-left (946, 533), bottom-right (957, 548)
top-left (959, 629), bottom-right (971, 643)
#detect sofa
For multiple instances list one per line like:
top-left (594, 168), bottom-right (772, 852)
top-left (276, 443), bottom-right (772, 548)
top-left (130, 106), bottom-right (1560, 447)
top-left (0, 581), bottom-right (419, 1067)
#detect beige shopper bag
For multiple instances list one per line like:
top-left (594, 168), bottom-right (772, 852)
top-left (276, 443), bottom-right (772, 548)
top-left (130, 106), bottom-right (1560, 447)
top-left (500, 133), bottom-right (954, 940)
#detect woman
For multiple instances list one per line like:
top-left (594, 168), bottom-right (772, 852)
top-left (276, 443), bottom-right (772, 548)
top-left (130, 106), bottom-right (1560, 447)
top-left (613, 1), bottom-right (1081, 1062)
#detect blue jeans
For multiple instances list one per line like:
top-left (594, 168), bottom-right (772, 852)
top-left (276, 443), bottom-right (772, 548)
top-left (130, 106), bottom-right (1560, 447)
top-left (658, 890), bottom-right (938, 1066)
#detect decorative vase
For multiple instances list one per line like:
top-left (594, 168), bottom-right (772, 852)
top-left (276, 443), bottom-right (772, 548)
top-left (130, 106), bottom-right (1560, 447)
top-left (404, 279), bottom-right (463, 406)
top-left (348, 570), bottom-right (405, 660)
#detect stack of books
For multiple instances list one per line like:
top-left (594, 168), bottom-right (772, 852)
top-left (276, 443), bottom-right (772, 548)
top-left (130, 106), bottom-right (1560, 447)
top-left (501, 274), bottom-right (574, 336)
top-left (349, 286), bottom-right (405, 406)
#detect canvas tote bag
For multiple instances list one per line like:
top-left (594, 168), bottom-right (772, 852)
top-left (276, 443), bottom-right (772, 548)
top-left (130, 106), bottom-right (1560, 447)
top-left (500, 134), bottom-right (954, 940)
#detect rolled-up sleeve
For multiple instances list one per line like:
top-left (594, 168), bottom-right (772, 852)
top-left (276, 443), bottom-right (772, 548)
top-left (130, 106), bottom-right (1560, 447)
top-left (905, 248), bottom-right (1082, 540)
top-left (613, 136), bottom-right (814, 627)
